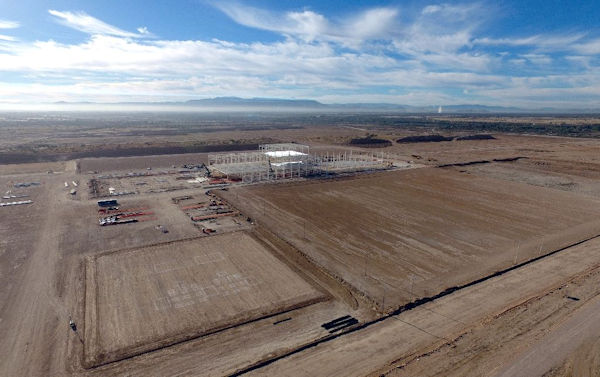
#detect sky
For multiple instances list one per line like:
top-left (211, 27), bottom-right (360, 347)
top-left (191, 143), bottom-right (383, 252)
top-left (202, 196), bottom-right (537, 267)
top-left (0, 0), bottom-right (599, 109)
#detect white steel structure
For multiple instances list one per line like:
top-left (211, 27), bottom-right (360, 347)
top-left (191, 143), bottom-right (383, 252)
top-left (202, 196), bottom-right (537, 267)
top-left (208, 143), bottom-right (390, 183)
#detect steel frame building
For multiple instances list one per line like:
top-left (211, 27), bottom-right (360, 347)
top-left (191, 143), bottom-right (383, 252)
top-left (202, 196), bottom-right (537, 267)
top-left (208, 144), bottom-right (390, 183)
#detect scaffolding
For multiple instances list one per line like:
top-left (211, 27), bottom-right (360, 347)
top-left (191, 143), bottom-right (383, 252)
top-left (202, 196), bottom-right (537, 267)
top-left (314, 150), bottom-right (390, 173)
top-left (208, 144), bottom-right (390, 183)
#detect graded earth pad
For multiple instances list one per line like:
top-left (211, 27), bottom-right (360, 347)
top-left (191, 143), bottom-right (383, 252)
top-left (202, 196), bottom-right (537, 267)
top-left (221, 168), bottom-right (600, 310)
top-left (84, 231), bottom-right (326, 367)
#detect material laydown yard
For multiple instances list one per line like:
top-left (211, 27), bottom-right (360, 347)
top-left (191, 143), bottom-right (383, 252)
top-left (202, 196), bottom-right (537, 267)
top-left (84, 231), bottom-right (326, 367)
top-left (221, 167), bottom-right (600, 310)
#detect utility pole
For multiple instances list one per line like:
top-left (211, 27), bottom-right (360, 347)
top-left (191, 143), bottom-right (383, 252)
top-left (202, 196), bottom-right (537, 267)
top-left (381, 286), bottom-right (386, 314)
top-left (303, 220), bottom-right (306, 239)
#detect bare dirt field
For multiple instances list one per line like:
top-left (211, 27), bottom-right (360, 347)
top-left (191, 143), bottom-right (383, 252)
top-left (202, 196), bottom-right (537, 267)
top-left (384, 247), bottom-right (600, 377)
top-left (362, 133), bottom-right (600, 166)
top-left (221, 168), bottom-right (600, 310)
top-left (0, 160), bottom-right (67, 175)
top-left (84, 231), bottom-right (327, 367)
top-left (2, 120), bottom-right (600, 377)
top-left (544, 338), bottom-right (600, 377)
top-left (79, 153), bottom-right (210, 173)
top-left (456, 156), bottom-right (600, 198)
top-left (246, 236), bottom-right (600, 377)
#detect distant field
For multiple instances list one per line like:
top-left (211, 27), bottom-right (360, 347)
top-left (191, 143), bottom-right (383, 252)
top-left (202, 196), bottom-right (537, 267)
top-left (222, 168), bottom-right (600, 310)
top-left (84, 231), bottom-right (326, 367)
top-left (457, 157), bottom-right (600, 198)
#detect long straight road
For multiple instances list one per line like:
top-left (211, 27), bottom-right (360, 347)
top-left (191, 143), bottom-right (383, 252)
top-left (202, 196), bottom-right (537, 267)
top-left (0, 174), bottom-right (75, 377)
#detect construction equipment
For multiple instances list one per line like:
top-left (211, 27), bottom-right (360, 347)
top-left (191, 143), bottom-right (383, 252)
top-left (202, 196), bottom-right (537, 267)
top-left (0, 200), bottom-right (33, 207)
top-left (99, 217), bottom-right (138, 226)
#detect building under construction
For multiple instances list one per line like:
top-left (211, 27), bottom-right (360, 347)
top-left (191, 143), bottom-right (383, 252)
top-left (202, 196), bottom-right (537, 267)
top-left (208, 143), bottom-right (390, 183)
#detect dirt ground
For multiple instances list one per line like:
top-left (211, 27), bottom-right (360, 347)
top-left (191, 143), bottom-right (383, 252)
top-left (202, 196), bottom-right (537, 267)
top-left (85, 232), bottom-right (326, 367)
top-left (455, 157), bottom-right (600, 198)
top-left (0, 163), bottom-right (366, 377)
top-left (246, 236), bottom-right (600, 377)
top-left (221, 167), bottom-right (600, 310)
top-left (365, 133), bottom-right (600, 167)
top-left (383, 258), bottom-right (600, 377)
top-left (2, 127), bottom-right (600, 377)
top-left (79, 153), bottom-right (210, 173)
top-left (544, 338), bottom-right (600, 377)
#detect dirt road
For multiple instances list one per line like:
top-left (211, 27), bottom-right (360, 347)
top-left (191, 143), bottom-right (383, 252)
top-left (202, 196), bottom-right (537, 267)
top-left (492, 294), bottom-right (600, 377)
top-left (0, 174), bottom-right (76, 377)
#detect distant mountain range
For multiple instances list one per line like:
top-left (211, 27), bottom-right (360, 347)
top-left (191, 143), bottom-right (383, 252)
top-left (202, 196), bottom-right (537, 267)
top-left (51, 97), bottom-right (598, 113)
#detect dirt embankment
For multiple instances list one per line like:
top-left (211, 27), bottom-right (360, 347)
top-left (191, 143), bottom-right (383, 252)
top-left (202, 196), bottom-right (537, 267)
top-left (437, 156), bottom-right (526, 167)
top-left (396, 134), bottom-right (496, 144)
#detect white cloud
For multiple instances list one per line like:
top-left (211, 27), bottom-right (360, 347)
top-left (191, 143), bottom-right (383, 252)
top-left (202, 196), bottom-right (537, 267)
top-left (422, 5), bottom-right (443, 15)
top-left (0, 20), bottom-right (19, 29)
top-left (214, 2), bottom-right (398, 45)
top-left (346, 7), bottom-right (399, 40)
top-left (573, 38), bottom-right (600, 55)
top-left (474, 33), bottom-right (586, 50)
top-left (521, 54), bottom-right (552, 65)
top-left (48, 10), bottom-right (147, 38)
top-left (0, 4), bottom-right (598, 108)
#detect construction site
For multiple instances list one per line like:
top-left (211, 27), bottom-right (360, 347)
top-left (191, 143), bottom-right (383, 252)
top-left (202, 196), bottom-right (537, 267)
top-left (208, 143), bottom-right (391, 182)
top-left (2, 128), bottom-right (600, 377)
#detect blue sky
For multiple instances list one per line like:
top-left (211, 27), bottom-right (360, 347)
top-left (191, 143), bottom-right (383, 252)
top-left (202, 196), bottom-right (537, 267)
top-left (0, 0), bottom-right (599, 109)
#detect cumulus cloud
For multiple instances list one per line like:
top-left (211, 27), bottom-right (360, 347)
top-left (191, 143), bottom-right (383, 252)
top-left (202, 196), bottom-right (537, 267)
top-left (48, 10), bottom-right (149, 38)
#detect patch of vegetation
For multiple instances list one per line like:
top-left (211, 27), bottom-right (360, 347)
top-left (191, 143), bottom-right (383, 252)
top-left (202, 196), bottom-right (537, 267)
top-left (455, 134), bottom-right (496, 140)
top-left (349, 133), bottom-right (392, 147)
top-left (397, 134), bottom-right (453, 143)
